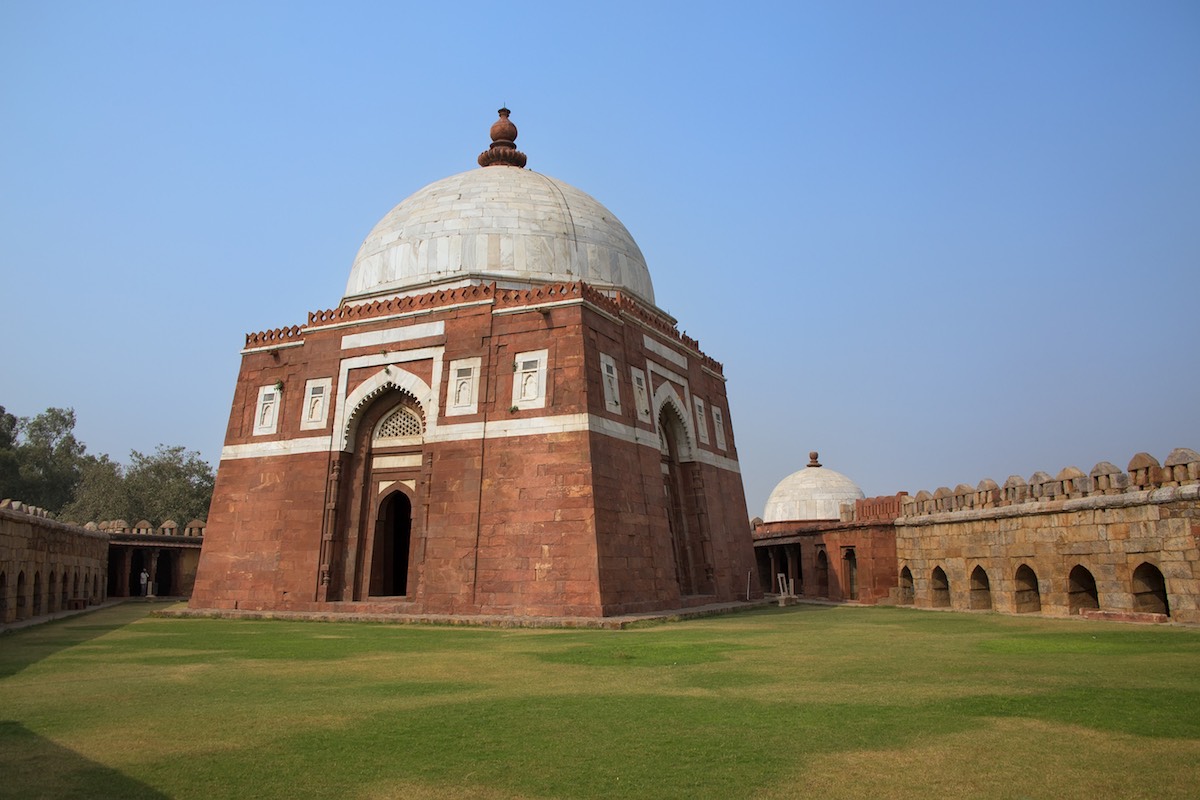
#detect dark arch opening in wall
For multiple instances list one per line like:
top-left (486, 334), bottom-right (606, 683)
top-left (843, 549), bottom-right (858, 601)
top-left (59, 571), bottom-right (68, 610)
top-left (370, 491), bottom-right (412, 597)
top-left (16, 571), bottom-right (28, 620)
top-left (47, 570), bottom-right (57, 613)
top-left (816, 549), bottom-right (830, 597)
top-left (72, 571), bottom-right (80, 603)
top-left (969, 566), bottom-right (992, 610)
top-left (658, 403), bottom-right (713, 597)
top-left (1014, 564), bottom-right (1041, 613)
top-left (898, 566), bottom-right (914, 605)
top-left (156, 551), bottom-right (175, 596)
top-left (32, 571), bottom-right (42, 616)
top-left (92, 573), bottom-right (100, 602)
top-left (1131, 562), bottom-right (1169, 616)
top-left (127, 551), bottom-right (148, 597)
top-left (1068, 565), bottom-right (1099, 614)
top-left (0, 571), bottom-right (7, 621)
top-left (930, 566), bottom-right (950, 608)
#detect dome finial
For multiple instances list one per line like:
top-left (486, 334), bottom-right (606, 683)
top-left (808, 451), bottom-right (821, 468)
top-left (478, 107), bottom-right (528, 168)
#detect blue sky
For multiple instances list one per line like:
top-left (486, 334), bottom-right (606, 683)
top-left (2, 1), bottom-right (1197, 516)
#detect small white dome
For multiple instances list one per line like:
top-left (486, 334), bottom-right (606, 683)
top-left (344, 166), bottom-right (655, 305)
top-left (763, 453), bottom-right (865, 522)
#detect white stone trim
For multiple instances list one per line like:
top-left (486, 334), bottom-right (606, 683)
top-left (221, 436), bottom-right (330, 461)
top-left (219, 411), bottom-right (742, 474)
top-left (642, 333), bottom-right (688, 370)
top-left (299, 377), bottom-right (333, 431)
top-left (599, 352), bottom-right (621, 414)
top-left (630, 367), bottom-right (652, 423)
top-left (446, 356), bottom-right (482, 417)
top-left (242, 340), bottom-right (305, 355)
top-left (373, 454), bottom-right (422, 469)
top-left (712, 406), bottom-right (727, 451)
top-left (252, 385), bottom-right (281, 436)
top-left (340, 320), bottom-right (444, 351)
top-left (333, 347), bottom-right (443, 452)
top-left (693, 396), bottom-right (710, 445)
top-left (511, 349), bottom-right (548, 410)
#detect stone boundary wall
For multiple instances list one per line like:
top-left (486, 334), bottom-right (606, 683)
top-left (898, 448), bottom-right (1199, 517)
top-left (0, 500), bottom-right (109, 624)
top-left (894, 483), bottom-right (1200, 623)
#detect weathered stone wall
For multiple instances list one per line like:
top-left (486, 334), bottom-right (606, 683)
top-left (0, 501), bottom-right (108, 624)
top-left (894, 448), bottom-right (1200, 623)
top-left (896, 485), bottom-right (1200, 622)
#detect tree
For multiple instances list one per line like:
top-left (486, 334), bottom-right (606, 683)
top-left (14, 407), bottom-right (88, 512)
top-left (123, 445), bottom-right (215, 526)
top-left (60, 455), bottom-right (131, 524)
top-left (0, 406), bottom-right (19, 500)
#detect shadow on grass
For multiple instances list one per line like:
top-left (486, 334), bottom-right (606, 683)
top-left (0, 720), bottom-right (168, 799)
top-left (0, 602), bottom-right (164, 679)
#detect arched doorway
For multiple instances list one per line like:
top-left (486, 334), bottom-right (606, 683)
top-left (930, 566), bottom-right (950, 608)
top-left (334, 384), bottom-right (427, 603)
top-left (47, 571), bottom-right (57, 613)
top-left (128, 551), bottom-right (149, 597)
top-left (370, 491), bottom-right (412, 597)
top-left (59, 572), bottom-right (68, 610)
top-left (1131, 562), bottom-right (1169, 616)
top-left (1068, 565), bottom-right (1099, 614)
top-left (1014, 564), bottom-right (1041, 613)
top-left (32, 571), bottom-right (42, 615)
top-left (16, 571), bottom-right (27, 621)
top-left (969, 566), bottom-right (992, 610)
top-left (156, 551), bottom-right (175, 596)
top-left (842, 549), bottom-right (858, 600)
top-left (658, 403), bottom-right (713, 597)
top-left (898, 566), bottom-right (914, 605)
top-left (816, 549), bottom-right (829, 597)
top-left (0, 571), bottom-right (7, 621)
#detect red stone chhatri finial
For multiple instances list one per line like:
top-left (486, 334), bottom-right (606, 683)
top-left (478, 107), bottom-right (528, 168)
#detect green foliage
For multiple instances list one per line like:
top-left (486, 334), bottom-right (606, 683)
top-left (7, 407), bottom-right (88, 511)
top-left (2, 605), bottom-right (1199, 799)
top-left (0, 404), bottom-right (213, 523)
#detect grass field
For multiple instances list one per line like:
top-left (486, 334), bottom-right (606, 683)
top-left (1, 602), bottom-right (1198, 800)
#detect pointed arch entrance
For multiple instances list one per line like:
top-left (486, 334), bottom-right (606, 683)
top-left (330, 383), bottom-right (428, 603)
top-left (657, 400), bottom-right (714, 598)
top-left (370, 490), bottom-right (413, 597)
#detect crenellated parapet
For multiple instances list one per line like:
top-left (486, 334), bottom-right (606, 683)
top-left (896, 447), bottom-right (1200, 518)
top-left (93, 518), bottom-right (206, 537)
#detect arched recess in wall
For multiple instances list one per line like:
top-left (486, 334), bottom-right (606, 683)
top-left (339, 366), bottom-right (435, 453)
top-left (843, 549), bottom-right (858, 601)
top-left (816, 549), bottom-right (830, 597)
top-left (32, 571), bottom-right (42, 616)
top-left (969, 566), bottom-right (992, 610)
top-left (59, 572), bottom-right (68, 609)
top-left (16, 571), bottom-right (27, 620)
top-left (1068, 565), bottom-right (1099, 614)
top-left (898, 566), bottom-right (914, 605)
top-left (657, 399), bottom-right (712, 597)
top-left (0, 571), bottom-right (7, 620)
top-left (652, 382), bottom-right (695, 463)
top-left (332, 388), bottom-right (428, 603)
top-left (1013, 564), bottom-right (1041, 613)
top-left (47, 570), bottom-right (57, 613)
top-left (930, 566), bottom-right (950, 608)
top-left (1131, 562), bottom-right (1169, 616)
top-left (369, 487), bottom-right (414, 598)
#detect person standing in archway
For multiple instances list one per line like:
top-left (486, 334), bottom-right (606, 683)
top-left (139, 569), bottom-right (149, 597)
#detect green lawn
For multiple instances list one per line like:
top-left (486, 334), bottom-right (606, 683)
top-left (1, 602), bottom-right (1198, 799)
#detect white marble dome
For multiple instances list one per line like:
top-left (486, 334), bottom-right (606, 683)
top-left (344, 165), bottom-right (655, 305)
top-left (763, 453), bottom-right (865, 522)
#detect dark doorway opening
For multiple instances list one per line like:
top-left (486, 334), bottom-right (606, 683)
top-left (156, 551), bottom-right (174, 596)
top-left (898, 566), bottom-right (914, 605)
top-left (1131, 562), bottom-right (1169, 616)
top-left (370, 492), bottom-right (412, 597)
top-left (1068, 565), bottom-right (1099, 614)
top-left (843, 549), bottom-right (858, 600)
top-left (1014, 564), bottom-right (1041, 613)
top-left (816, 550), bottom-right (829, 597)
top-left (931, 566), bottom-right (951, 608)
top-left (969, 566), bottom-right (992, 610)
